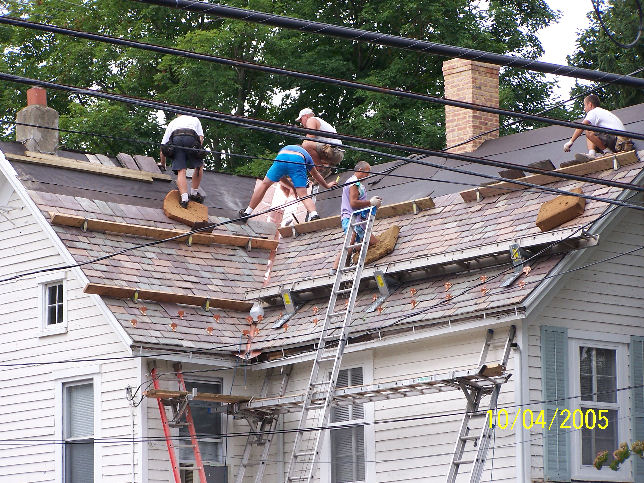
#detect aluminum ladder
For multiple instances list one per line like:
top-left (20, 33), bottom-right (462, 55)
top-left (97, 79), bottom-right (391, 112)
top-left (150, 364), bottom-right (207, 483)
top-left (446, 325), bottom-right (516, 483)
top-left (234, 365), bottom-right (292, 483)
top-left (285, 207), bottom-right (377, 482)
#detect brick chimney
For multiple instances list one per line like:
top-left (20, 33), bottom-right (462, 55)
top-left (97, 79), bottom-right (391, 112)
top-left (442, 59), bottom-right (500, 153)
top-left (16, 87), bottom-right (59, 154)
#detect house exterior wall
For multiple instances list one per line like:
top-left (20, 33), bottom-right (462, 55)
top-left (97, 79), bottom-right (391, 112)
top-left (0, 187), bottom-right (142, 482)
top-left (526, 208), bottom-right (644, 482)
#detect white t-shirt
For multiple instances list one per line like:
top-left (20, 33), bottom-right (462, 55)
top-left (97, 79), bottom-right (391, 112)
top-left (584, 107), bottom-right (625, 132)
top-left (162, 115), bottom-right (204, 144)
top-left (311, 116), bottom-right (342, 145)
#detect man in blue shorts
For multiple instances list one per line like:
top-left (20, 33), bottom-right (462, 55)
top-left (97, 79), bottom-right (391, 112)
top-left (330, 161), bottom-right (381, 275)
top-left (239, 143), bottom-right (337, 222)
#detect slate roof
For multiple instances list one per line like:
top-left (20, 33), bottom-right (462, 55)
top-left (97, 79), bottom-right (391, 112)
top-left (2, 103), bottom-right (644, 359)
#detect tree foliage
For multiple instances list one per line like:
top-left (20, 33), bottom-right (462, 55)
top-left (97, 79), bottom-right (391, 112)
top-left (0, 0), bottom-right (561, 173)
top-left (568, 0), bottom-right (644, 114)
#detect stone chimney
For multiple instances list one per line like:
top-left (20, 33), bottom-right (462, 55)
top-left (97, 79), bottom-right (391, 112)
top-left (16, 87), bottom-right (59, 154)
top-left (442, 59), bottom-right (500, 153)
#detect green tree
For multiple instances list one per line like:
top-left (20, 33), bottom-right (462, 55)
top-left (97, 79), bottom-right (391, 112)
top-left (568, 0), bottom-right (644, 113)
top-left (0, 0), bottom-right (560, 173)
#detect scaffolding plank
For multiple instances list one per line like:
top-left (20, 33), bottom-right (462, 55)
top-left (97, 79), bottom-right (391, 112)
top-left (6, 151), bottom-right (172, 182)
top-left (145, 389), bottom-right (250, 404)
top-left (84, 282), bottom-right (253, 311)
top-left (50, 213), bottom-right (278, 250)
top-left (460, 150), bottom-right (639, 202)
top-left (277, 196), bottom-right (435, 238)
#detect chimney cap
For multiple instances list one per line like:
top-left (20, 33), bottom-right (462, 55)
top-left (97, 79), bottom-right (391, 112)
top-left (27, 87), bottom-right (47, 107)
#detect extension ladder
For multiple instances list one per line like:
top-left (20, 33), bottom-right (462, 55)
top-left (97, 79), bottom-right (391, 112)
top-left (285, 207), bottom-right (377, 482)
top-left (234, 365), bottom-right (293, 483)
top-left (150, 364), bottom-right (207, 483)
top-left (446, 325), bottom-right (517, 483)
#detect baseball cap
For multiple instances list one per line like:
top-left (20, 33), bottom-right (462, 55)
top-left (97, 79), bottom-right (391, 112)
top-left (296, 108), bottom-right (314, 121)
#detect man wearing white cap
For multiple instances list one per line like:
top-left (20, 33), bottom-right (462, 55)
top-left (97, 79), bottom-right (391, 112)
top-left (296, 108), bottom-right (345, 174)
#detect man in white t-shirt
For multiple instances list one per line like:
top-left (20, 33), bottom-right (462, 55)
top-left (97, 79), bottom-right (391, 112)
top-left (160, 114), bottom-right (206, 209)
top-left (563, 95), bottom-right (627, 162)
top-left (297, 108), bottom-right (345, 175)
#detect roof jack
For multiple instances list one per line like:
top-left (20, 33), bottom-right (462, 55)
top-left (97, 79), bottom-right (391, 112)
top-left (500, 243), bottom-right (528, 288)
top-left (366, 270), bottom-right (396, 313)
top-left (272, 288), bottom-right (302, 329)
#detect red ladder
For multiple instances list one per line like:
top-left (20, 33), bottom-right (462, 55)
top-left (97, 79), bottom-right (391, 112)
top-left (151, 365), bottom-right (208, 483)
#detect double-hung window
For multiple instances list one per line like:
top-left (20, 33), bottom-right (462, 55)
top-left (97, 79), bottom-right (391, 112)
top-left (63, 382), bottom-right (94, 483)
top-left (330, 367), bottom-right (365, 483)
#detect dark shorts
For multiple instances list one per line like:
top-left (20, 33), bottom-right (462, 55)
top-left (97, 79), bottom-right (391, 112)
top-left (170, 135), bottom-right (204, 173)
top-left (594, 132), bottom-right (617, 152)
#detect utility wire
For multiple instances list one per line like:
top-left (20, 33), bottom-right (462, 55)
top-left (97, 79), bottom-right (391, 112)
top-left (1, 71), bottom-right (644, 199)
top-left (591, 0), bottom-right (643, 49)
top-left (1, 15), bottom-right (638, 138)
top-left (134, 0), bottom-right (644, 88)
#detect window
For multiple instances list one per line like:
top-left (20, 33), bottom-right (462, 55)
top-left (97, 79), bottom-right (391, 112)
top-left (63, 382), bottom-right (94, 483)
top-left (40, 277), bottom-right (67, 335)
top-left (46, 282), bottom-right (64, 325)
top-left (179, 380), bottom-right (226, 483)
top-left (570, 340), bottom-right (628, 480)
top-left (330, 368), bottom-right (365, 483)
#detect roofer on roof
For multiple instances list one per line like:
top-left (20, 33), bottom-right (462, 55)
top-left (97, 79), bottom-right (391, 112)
top-left (159, 114), bottom-right (206, 209)
top-left (239, 143), bottom-right (337, 222)
top-left (563, 94), bottom-right (630, 162)
top-left (297, 108), bottom-right (344, 175)
top-left (330, 161), bottom-right (381, 276)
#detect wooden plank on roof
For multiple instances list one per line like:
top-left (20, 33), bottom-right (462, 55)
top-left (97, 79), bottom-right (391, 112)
top-left (460, 150), bottom-right (640, 202)
top-left (134, 154), bottom-right (162, 174)
top-left (277, 196), bottom-right (435, 238)
top-left (84, 282), bottom-right (253, 311)
top-left (50, 213), bottom-right (278, 250)
top-left (7, 151), bottom-right (172, 183)
top-left (116, 152), bottom-right (140, 171)
top-left (144, 389), bottom-right (250, 403)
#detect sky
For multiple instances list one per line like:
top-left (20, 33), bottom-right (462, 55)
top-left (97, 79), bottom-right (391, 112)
top-left (537, 0), bottom-right (596, 99)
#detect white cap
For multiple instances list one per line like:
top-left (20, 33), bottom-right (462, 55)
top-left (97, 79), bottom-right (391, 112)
top-left (296, 108), bottom-right (314, 121)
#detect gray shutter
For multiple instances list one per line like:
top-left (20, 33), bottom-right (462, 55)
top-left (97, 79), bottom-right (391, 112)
top-left (541, 326), bottom-right (570, 482)
top-left (631, 337), bottom-right (644, 483)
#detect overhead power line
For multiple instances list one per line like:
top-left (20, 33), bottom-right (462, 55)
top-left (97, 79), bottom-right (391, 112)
top-left (1, 15), bottom-right (637, 135)
top-left (134, 0), bottom-right (644, 88)
top-left (1, 71), bottom-right (643, 197)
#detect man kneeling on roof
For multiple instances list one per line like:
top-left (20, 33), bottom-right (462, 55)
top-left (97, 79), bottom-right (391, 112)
top-left (160, 114), bottom-right (207, 209)
top-left (239, 143), bottom-right (337, 222)
top-left (330, 161), bottom-right (381, 276)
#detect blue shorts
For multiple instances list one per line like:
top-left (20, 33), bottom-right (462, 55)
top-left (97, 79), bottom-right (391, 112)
top-left (342, 215), bottom-right (366, 243)
top-left (265, 153), bottom-right (309, 188)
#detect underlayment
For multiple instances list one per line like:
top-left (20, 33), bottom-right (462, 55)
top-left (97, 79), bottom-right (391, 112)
top-left (163, 189), bottom-right (208, 226)
top-left (354, 225), bottom-right (401, 265)
top-left (536, 187), bottom-right (586, 232)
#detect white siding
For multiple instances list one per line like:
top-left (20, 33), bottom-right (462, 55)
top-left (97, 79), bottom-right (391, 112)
top-left (527, 208), bottom-right (644, 482)
top-left (0, 189), bottom-right (141, 482)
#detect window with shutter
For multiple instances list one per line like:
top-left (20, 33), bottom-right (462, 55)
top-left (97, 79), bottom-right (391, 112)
top-left (179, 380), bottom-right (225, 482)
top-left (63, 382), bottom-right (93, 483)
top-left (330, 367), bottom-right (365, 483)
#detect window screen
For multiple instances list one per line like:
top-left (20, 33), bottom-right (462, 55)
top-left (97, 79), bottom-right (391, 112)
top-left (64, 382), bottom-right (94, 483)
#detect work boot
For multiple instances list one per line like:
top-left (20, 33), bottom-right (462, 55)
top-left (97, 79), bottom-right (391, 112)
top-left (306, 213), bottom-right (321, 222)
top-left (574, 152), bottom-right (601, 163)
top-left (189, 192), bottom-right (205, 204)
top-left (238, 209), bottom-right (250, 222)
top-left (180, 200), bottom-right (189, 209)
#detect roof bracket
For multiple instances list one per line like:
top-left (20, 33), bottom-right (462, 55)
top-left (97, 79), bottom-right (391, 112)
top-left (291, 226), bottom-right (297, 238)
top-left (475, 189), bottom-right (482, 202)
top-left (366, 270), bottom-right (396, 313)
top-left (203, 299), bottom-right (210, 312)
top-left (281, 288), bottom-right (297, 314)
top-left (412, 201), bottom-right (418, 215)
top-left (186, 234), bottom-right (193, 247)
top-left (131, 290), bottom-right (139, 302)
top-left (272, 304), bottom-right (302, 329)
top-left (246, 239), bottom-right (252, 252)
top-left (500, 243), bottom-right (526, 287)
top-left (81, 219), bottom-right (88, 232)
top-left (613, 154), bottom-right (620, 170)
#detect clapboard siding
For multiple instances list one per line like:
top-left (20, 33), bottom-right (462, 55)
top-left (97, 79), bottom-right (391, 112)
top-left (527, 209), bottom-right (644, 482)
top-left (0, 190), bottom-right (141, 482)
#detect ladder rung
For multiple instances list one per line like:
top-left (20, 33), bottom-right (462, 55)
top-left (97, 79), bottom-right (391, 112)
top-left (329, 311), bottom-right (346, 318)
top-left (351, 220), bottom-right (368, 226)
top-left (180, 465), bottom-right (203, 470)
top-left (469, 411), bottom-right (487, 417)
top-left (347, 243), bottom-right (363, 250)
top-left (340, 266), bottom-right (355, 273)
top-left (287, 477), bottom-right (309, 481)
top-left (453, 459), bottom-right (474, 465)
top-left (460, 435), bottom-right (479, 441)
top-left (295, 451), bottom-right (316, 458)
top-left (335, 288), bottom-right (353, 295)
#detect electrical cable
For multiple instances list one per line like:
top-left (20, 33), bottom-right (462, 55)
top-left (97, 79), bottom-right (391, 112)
top-left (2, 70), bottom-right (644, 194)
top-left (134, 0), bottom-right (644, 88)
top-left (591, 0), bottom-right (643, 49)
top-left (1, 15), bottom-right (637, 137)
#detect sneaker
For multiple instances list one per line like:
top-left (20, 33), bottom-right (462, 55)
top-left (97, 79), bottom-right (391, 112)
top-left (306, 213), bottom-right (321, 222)
top-left (180, 200), bottom-right (189, 209)
top-left (574, 152), bottom-right (601, 163)
top-left (238, 209), bottom-right (250, 222)
top-left (329, 268), bottom-right (337, 276)
top-left (189, 192), bottom-right (205, 204)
